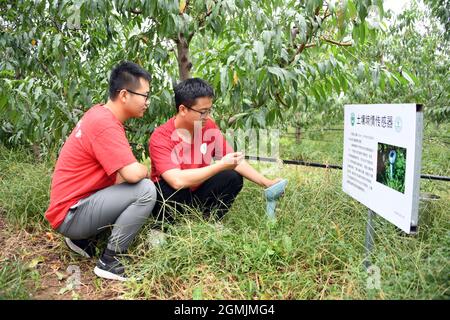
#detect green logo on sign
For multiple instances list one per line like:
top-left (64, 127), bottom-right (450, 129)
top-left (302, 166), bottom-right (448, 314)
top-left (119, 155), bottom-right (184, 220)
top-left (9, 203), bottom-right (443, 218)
top-left (351, 113), bottom-right (355, 126)
top-left (394, 117), bottom-right (402, 132)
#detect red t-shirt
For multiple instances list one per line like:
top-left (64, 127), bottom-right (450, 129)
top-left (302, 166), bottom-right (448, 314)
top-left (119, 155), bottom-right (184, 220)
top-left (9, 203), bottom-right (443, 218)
top-left (45, 104), bottom-right (137, 229)
top-left (149, 117), bottom-right (234, 190)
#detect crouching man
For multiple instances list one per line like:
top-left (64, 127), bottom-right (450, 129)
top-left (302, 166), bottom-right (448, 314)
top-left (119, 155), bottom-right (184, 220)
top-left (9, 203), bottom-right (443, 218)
top-left (149, 78), bottom-right (282, 222)
top-left (45, 61), bottom-right (156, 281)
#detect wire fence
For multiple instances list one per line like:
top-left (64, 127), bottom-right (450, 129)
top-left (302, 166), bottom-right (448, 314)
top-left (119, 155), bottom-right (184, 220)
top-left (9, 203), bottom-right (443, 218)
top-left (281, 129), bottom-right (450, 144)
top-left (245, 155), bottom-right (450, 182)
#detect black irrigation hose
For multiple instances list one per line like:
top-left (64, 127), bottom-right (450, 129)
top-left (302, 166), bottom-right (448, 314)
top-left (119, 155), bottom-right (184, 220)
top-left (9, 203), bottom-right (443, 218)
top-left (283, 128), bottom-right (344, 133)
top-left (420, 174), bottom-right (450, 182)
top-left (245, 155), bottom-right (450, 182)
top-left (284, 129), bottom-right (450, 140)
top-left (281, 133), bottom-right (450, 143)
top-left (246, 155), bottom-right (343, 170)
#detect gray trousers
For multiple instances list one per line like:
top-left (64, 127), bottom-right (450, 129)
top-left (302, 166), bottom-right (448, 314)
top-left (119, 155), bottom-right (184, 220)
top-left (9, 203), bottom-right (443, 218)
top-left (57, 179), bottom-right (157, 253)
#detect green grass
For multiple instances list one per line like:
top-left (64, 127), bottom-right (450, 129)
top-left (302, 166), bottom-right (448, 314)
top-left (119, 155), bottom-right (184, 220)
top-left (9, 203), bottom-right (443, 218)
top-left (122, 163), bottom-right (449, 299)
top-left (0, 257), bottom-right (39, 300)
top-left (0, 121), bottom-right (448, 299)
top-left (0, 146), bottom-right (53, 229)
top-left (280, 130), bottom-right (344, 164)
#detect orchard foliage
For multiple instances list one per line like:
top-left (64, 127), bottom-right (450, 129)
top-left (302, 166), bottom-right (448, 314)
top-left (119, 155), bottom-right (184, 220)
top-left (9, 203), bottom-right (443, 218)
top-left (0, 0), bottom-right (447, 157)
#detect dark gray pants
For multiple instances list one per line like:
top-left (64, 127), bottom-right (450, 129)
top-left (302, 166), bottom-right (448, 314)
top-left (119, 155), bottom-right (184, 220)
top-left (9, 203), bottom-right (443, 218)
top-left (57, 179), bottom-right (157, 253)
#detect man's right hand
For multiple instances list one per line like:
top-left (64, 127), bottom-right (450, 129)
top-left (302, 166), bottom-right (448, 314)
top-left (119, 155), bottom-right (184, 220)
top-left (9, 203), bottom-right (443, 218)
top-left (218, 152), bottom-right (245, 170)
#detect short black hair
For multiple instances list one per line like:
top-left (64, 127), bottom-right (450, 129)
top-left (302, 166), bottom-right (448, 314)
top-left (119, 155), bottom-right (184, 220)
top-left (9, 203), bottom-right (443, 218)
top-left (109, 61), bottom-right (151, 100)
top-left (174, 78), bottom-right (214, 111)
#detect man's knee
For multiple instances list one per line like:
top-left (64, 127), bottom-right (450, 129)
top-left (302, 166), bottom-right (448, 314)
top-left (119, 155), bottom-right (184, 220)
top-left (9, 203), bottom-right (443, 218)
top-left (134, 179), bottom-right (157, 204)
top-left (156, 179), bottom-right (191, 203)
top-left (223, 170), bottom-right (244, 193)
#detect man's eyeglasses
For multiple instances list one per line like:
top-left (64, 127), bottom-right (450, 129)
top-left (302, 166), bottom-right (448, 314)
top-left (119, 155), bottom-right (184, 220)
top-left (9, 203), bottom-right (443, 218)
top-left (117, 89), bottom-right (149, 102)
top-left (185, 106), bottom-right (213, 119)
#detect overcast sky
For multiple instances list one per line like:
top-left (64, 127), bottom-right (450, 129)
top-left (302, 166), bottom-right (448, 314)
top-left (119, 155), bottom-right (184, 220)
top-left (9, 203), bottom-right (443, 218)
top-left (383, 0), bottom-right (412, 15)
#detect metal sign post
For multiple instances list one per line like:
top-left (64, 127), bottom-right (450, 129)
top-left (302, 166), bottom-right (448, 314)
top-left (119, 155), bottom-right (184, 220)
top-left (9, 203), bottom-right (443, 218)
top-left (364, 209), bottom-right (375, 270)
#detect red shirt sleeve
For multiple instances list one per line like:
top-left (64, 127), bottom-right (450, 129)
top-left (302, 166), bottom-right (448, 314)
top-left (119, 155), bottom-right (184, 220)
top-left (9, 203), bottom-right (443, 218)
top-left (91, 127), bottom-right (137, 176)
top-left (150, 130), bottom-right (181, 176)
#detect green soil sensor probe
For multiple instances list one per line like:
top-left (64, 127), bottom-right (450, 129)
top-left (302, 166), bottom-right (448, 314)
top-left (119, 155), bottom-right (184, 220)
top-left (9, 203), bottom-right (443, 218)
top-left (264, 179), bottom-right (288, 219)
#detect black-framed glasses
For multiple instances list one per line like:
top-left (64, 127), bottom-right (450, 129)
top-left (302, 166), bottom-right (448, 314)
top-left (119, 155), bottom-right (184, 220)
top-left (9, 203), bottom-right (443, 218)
top-left (117, 89), bottom-right (149, 102)
top-left (185, 106), bottom-right (213, 119)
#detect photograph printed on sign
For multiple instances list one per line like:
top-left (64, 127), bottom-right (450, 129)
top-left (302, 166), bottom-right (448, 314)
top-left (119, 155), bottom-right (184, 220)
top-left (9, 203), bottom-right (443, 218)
top-left (376, 142), bottom-right (407, 193)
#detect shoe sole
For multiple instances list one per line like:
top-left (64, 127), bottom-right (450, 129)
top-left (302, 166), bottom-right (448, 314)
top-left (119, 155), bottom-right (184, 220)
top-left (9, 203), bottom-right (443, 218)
top-left (65, 237), bottom-right (91, 258)
top-left (94, 266), bottom-right (128, 282)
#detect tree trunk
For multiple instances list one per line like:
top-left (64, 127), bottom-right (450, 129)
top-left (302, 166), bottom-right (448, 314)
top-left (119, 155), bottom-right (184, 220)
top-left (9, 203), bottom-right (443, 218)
top-left (295, 126), bottom-right (301, 143)
top-left (176, 33), bottom-right (192, 80)
top-left (31, 143), bottom-right (42, 161)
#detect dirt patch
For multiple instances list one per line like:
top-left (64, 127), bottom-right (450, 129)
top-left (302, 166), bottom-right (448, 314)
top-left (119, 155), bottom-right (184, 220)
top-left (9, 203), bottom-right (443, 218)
top-left (0, 214), bottom-right (126, 300)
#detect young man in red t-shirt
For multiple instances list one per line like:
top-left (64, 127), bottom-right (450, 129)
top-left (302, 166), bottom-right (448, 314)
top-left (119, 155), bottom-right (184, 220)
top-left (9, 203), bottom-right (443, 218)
top-left (149, 78), bottom-right (282, 221)
top-left (45, 61), bottom-right (156, 281)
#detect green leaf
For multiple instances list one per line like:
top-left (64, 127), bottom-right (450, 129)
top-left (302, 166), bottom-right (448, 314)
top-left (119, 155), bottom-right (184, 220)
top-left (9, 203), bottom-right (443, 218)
top-left (360, 23), bottom-right (366, 44)
top-left (332, 76), bottom-right (341, 92)
top-left (192, 286), bottom-right (203, 300)
top-left (255, 110), bottom-right (266, 127)
top-left (261, 30), bottom-right (272, 47)
top-left (220, 67), bottom-right (229, 94)
top-left (401, 70), bottom-right (416, 85)
top-left (380, 71), bottom-right (385, 91)
top-left (0, 94), bottom-right (8, 112)
top-left (266, 108), bottom-right (276, 124)
top-left (297, 14), bottom-right (307, 43)
top-left (318, 62), bottom-right (326, 75)
top-left (256, 68), bottom-right (267, 86)
top-left (254, 40), bottom-right (265, 64)
top-left (357, 62), bottom-right (365, 80)
top-left (282, 235), bottom-right (293, 253)
top-left (267, 66), bottom-right (284, 81)
top-left (53, 34), bottom-right (62, 56)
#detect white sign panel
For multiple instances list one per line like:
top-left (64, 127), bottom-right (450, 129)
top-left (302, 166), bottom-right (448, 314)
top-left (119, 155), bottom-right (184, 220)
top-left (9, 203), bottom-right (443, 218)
top-left (342, 104), bottom-right (423, 233)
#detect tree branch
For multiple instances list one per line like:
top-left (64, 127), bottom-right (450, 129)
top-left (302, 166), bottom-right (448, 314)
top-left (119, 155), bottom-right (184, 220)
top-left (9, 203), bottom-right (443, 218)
top-left (14, 44), bottom-right (53, 78)
top-left (321, 36), bottom-right (352, 46)
top-left (176, 33), bottom-right (192, 80)
top-left (288, 6), bottom-right (327, 65)
top-left (315, 5), bottom-right (321, 16)
top-left (288, 42), bottom-right (316, 64)
top-left (322, 6), bottom-right (331, 21)
top-left (185, 2), bottom-right (216, 44)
